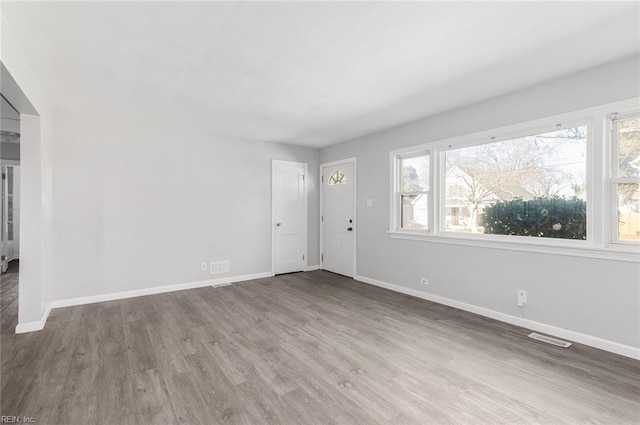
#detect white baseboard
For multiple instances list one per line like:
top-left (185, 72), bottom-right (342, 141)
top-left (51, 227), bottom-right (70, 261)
top-left (50, 271), bottom-right (273, 309)
top-left (15, 303), bottom-right (51, 334)
top-left (15, 272), bottom-right (273, 333)
top-left (354, 274), bottom-right (640, 360)
top-left (305, 265), bottom-right (320, 272)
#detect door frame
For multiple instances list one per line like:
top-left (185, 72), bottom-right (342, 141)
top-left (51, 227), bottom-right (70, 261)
top-left (320, 157), bottom-right (357, 277)
top-left (271, 159), bottom-right (308, 275)
top-left (2, 61), bottom-right (46, 332)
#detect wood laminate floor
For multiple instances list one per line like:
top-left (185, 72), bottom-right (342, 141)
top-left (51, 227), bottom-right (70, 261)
top-left (0, 261), bottom-right (19, 337)
top-left (1, 270), bottom-right (639, 424)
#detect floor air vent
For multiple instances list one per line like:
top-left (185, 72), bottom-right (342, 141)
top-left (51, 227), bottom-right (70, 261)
top-left (528, 332), bottom-right (572, 348)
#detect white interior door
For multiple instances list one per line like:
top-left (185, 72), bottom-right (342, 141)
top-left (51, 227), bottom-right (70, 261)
top-left (322, 160), bottom-right (355, 277)
top-left (273, 160), bottom-right (307, 274)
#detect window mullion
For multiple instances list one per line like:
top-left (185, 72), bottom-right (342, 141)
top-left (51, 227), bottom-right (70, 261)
top-left (432, 147), bottom-right (441, 235)
top-left (400, 191), bottom-right (429, 196)
top-left (611, 177), bottom-right (640, 184)
top-left (585, 115), bottom-right (602, 248)
top-left (395, 157), bottom-right (401, 231)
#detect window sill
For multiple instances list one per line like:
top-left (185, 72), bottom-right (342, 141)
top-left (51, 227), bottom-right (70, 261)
top-left (387, 230), bottom-right (640, 263)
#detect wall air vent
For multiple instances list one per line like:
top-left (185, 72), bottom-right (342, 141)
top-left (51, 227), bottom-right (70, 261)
top-left (528, 332), bottom-right (572, 348)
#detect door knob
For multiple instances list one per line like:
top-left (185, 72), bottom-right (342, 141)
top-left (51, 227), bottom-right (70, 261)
top-left (276, 222), bottom-right (282, 227)
top-left (347, 227), bottom-right (353, 231)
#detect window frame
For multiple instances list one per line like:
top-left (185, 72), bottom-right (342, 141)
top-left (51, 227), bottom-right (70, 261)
top-left (393, 150), bottom-right (432, 232)
top-left (608, 111), bottom-right (640, 246)
top-left (389, 98), bottom-right (640, 262)
top-left (439, 120), bottom-right (591, 238)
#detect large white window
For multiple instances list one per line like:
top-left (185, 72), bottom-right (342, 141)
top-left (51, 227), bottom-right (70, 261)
top-left (389, 99), bottom-right (639, 261)
top-left (444, 125), bottom-right (587, 240)
top-left (611, 113), bottom-right (640, 243)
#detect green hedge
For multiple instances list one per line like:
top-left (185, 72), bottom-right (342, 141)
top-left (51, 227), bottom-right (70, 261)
top-left (480, 196), bottom-right (586, 240)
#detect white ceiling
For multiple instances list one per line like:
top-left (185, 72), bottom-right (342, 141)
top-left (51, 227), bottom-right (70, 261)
top-left (2, 1), bottom-right (639, 148)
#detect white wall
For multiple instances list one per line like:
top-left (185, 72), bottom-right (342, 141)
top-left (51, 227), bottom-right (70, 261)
top-left (320, 56), bottom-right (640, 351)
top-left (51, 108), bottom-right (319, 301)
top-left (1, 10), bottom-right (54, 328)
top-left (18, 115), bottom-right (42, 320)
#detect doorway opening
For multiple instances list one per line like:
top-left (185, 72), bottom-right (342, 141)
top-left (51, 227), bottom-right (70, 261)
top-left (1, 93), bottom-right (21, 333)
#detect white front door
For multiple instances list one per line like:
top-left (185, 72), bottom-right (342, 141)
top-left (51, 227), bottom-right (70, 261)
top-left (273, 160), bottom-right (307, 275)
top-left (322, 160), bottom-right (355, 277)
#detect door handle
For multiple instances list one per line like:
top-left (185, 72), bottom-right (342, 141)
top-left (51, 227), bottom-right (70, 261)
top-left (347, 227), bottom-right (353, 231)
top-left (276, 222), bottom-right (282, 227)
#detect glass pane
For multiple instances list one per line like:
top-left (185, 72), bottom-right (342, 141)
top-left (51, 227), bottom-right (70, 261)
top-left (445, 126), bottom-right (587, 239)
top-left (7, 167), bottom-right (13, 196)
top-left (7, 193), bottom-right (13, 241)
top-left (617, 183), bottom-right (640, 241)
top-left (401, 155), bottom-right (429, 192)
top-left (401, 194), bottom-right (428, 230)
top-left (328, 171), bottom-right (346, 185)
top-left (616, 117), bottom-right (640, 178)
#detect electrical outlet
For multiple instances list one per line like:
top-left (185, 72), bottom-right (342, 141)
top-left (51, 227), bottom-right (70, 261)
top-left (517, 289), bottom-right (527, 307)
top-left (420, 277), bottom-right (429, 285)
top-left (200, 262), bottom-right (208, 272)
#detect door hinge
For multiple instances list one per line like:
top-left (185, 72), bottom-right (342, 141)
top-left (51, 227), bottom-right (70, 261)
top-left (302, 254), bottom-right (305, 260)
top-left (321, 253), bottom-right (323, 262)
top-left (321, 215), bottom-right (323, 222)
top-left (321, 175), bottom-right (323, 183)
top-left (302, 174), bottom-right (305, 181)
top-left (1, 173), bottom-right (5, 180)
